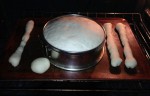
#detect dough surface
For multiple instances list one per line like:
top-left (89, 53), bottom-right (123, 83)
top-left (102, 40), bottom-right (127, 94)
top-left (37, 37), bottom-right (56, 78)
top-left (43, 15), bottom-right (105, 52)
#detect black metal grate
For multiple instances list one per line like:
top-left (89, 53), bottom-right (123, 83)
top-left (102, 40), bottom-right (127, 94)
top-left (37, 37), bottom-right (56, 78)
top-left (0, 80), bottom-right (150, 95)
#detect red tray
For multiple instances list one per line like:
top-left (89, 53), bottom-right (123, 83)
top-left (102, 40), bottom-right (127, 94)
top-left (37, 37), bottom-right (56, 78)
top-left (0, 18), bottom-right (150, 80)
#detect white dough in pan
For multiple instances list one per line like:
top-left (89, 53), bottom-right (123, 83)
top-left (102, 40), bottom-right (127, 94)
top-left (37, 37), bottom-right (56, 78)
top-left (43, 15), bottom-right (105, 53)
top-left (104, 23), bottom-right (122, 67)
top-left (116, 23), bottom-right (137, 68)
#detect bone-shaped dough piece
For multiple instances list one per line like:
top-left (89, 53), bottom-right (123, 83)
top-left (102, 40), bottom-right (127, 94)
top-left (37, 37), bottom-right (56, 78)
top-left (9, 20), bottom-right (34, 67)
top-left (116, 23), bottom-right (137, 68)
top-left (104, 23), bottom-right (122, 67)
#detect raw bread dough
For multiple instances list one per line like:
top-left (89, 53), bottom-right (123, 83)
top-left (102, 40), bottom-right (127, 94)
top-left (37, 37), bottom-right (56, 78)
top-left (31, 57), bottom-right (50, 74)
top-left (9, 20), bottom-right (34, 67)
top-left (104, 23), bottom-right (122, 67)
top-left (43, 15), bottom-right (105, 53)
top-left (116, 23), bottom-right (137, 68)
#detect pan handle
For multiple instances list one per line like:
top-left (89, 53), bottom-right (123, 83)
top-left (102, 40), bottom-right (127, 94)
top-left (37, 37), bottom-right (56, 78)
top-left (44, 45), bottom-right (60, 59)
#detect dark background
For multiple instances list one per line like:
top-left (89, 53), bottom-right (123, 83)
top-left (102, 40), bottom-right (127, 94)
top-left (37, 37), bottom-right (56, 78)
top-left (0, 0), bottom-right (149, 18)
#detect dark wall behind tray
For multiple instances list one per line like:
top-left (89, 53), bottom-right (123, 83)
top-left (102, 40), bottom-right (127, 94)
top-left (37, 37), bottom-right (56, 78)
top-left (0, 0), bottom-right (147, 27)
top-left (0, 0), bottom-right (147, 15)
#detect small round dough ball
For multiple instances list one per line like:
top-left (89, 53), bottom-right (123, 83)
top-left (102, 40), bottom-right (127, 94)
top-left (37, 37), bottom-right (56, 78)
top-left (31, 57), bottom-right (50, 74)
